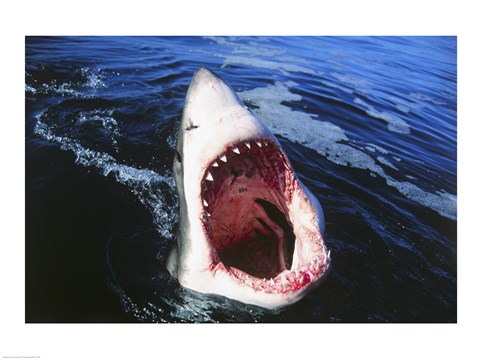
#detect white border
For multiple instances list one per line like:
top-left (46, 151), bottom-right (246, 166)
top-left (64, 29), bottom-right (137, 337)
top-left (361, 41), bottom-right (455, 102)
top-left (2, 1), bottom-right (478, 359)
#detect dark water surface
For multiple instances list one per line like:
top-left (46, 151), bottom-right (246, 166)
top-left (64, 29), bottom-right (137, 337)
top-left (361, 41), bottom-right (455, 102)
top-left (25, 36), bottom-right (456, 323)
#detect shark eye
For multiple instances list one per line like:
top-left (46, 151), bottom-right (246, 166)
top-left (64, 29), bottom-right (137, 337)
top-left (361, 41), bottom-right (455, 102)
top-left (176, 150), bottom-right (182, 164)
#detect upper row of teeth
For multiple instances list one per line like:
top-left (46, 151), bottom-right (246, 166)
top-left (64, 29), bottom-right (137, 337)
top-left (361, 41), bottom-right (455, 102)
top-left (205, 139), bottom-right (270, 182)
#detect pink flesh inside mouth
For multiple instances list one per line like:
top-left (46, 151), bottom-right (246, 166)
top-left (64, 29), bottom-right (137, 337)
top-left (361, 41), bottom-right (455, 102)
top-left (201, 138), bottom-right (329, 295)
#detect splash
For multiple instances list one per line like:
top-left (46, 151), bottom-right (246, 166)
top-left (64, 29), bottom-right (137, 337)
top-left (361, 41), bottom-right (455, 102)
top-left (25, 65), bottom-right (107, 97)
top-left (77, 109), bottom-right (121, 152)
top-left (34, 111), bottom-right (178, 239)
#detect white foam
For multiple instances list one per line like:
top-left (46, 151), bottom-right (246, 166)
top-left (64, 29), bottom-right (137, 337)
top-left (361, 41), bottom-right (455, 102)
top-left (239, 81), bottom-right (456, 220)
top-left (206, 36), bottom-right (285, 58)
top-left (366, 143), bottom-right (389, 154)
top-left (354, 97), bottom-right (411, 134)
top-left (319, 79), bottom-right (354, 95)
top-left (209, 37), bottom-right (411, 136)
top-left (240, 81), bottom-right (348, 144)
top-left (206, 37), bottom-right (319, 76)
top-left (222, 56), bottom-right (318, 76)
top-left (332, 72), bottom-right (372, 91)
top-left (377, 156), bottom-right (399, 170)
top-left (410, 92), bottom-right (446, 106)
top-left (239, 82), bottom-right (382, 171)
top-left (385, 179), bottom-right (457, 220)
top-left (388, 95), bottom-right (423, 113)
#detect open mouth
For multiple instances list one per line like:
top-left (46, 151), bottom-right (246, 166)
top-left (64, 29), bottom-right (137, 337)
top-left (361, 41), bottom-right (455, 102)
top-left (200, 138), bottom-right (330, 295)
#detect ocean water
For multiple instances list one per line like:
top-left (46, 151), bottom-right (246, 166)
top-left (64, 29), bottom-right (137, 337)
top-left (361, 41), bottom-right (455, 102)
top-left (25, 36), bottom-right (456, 323)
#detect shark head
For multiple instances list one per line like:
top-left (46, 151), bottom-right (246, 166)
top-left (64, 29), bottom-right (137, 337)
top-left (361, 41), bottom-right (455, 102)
top-left (167, 67), bottom-right (331, 309)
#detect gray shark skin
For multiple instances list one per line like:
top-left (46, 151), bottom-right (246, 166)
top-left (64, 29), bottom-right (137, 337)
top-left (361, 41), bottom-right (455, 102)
top-left (167, 67), bottom-right (331, 309)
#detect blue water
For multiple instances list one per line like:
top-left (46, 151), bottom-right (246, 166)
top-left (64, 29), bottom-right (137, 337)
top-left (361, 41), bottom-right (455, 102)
top-left (25, 36), bottom-right (456, 323)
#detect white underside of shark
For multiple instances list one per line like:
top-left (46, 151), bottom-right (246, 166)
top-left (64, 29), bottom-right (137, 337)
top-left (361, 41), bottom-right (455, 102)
top-left (167, 67), bottom-right (331, 309)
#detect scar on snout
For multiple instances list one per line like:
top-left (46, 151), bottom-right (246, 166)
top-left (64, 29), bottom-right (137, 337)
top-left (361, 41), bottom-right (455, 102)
top-left (185, 118), bottom-right (199, 131)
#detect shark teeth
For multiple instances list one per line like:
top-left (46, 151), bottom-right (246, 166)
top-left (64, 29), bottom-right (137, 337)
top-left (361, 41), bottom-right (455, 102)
top-left (203, 199), bottom-right (208, 207)
top-left (209, 140), bottom-right (265, 170)
top-left (227, 249), bottom-right (328, 293)
top-left (206, 172), bottom-right (214, 181)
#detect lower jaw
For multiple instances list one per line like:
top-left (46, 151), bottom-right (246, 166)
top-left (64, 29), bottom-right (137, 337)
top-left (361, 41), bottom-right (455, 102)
top-left (202, 260), bottom-right (325, 308)
top-left (172, 251), bottom-right (324, 309)
top-left (208, 234), bottom-right (328, 297)
top-left (204, 189), bottom-right (328, 296)
top-left (224, 256), bottom-right (323, 295)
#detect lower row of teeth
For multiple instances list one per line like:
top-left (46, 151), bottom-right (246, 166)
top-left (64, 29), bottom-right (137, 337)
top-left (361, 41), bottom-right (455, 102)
top-left (233, 251), bottom-right (331, 293)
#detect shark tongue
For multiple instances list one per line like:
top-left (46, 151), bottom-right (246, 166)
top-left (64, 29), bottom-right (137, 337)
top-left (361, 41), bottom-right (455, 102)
top-left (201, 138), bottom-right (294, 279)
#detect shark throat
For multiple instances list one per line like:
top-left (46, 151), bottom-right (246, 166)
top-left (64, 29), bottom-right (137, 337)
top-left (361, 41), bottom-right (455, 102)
top-left (202, 138), bottom-right (295, 279)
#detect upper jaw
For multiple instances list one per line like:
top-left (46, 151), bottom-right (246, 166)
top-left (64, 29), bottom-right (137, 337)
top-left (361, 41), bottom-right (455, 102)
top-left (178, 67), bottom-right (273, 177)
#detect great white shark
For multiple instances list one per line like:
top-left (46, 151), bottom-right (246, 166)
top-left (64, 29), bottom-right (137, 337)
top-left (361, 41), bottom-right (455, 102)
top-left (167, 67), bottom-right (331, 309)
